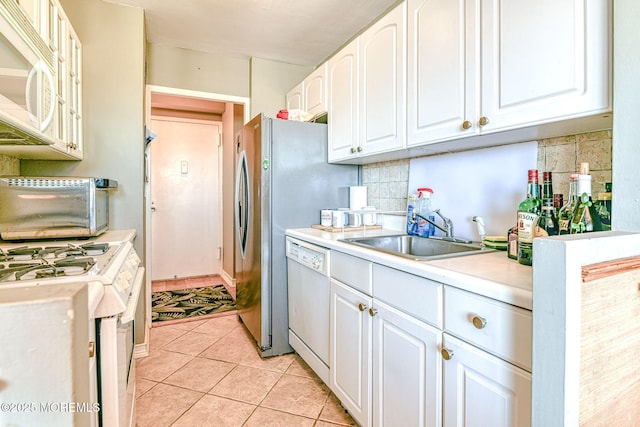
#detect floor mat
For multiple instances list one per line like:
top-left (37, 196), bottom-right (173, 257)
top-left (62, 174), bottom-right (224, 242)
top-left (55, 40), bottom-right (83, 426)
top-left (152, 284), bottom-right (236, 323)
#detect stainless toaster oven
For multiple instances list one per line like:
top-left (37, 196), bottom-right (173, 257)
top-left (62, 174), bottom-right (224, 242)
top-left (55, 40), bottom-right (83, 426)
top-left (0, 177), bottom-right (117, 240)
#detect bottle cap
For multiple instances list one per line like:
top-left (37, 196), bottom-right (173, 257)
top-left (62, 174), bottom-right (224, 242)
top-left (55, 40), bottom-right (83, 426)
top-left (527, 169), bottom-right (539, 182)
top-left (579, 162), bottom-right (590, 174)
top-left (543, 171), bottom-right (552, 181)
top-left (417, 188), bottom-right (433, 198)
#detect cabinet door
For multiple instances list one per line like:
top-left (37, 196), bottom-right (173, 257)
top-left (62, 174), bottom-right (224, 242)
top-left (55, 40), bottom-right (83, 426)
top-left (286, 81), bottom-right (303, 111)
top-left (372, 300), bottom-right (441, 427)
top-left (480, 0), bottom-right (611, 133)
top-left (327, 40), bottom-right (359, 162)
top-left (407, 0), bottom-right (477, 146)
top-left (358, 2), bottom-right (405, 156)
top-left (66, 24), bottom-right (82, 158)
top-left (304, 63), bottom-right (327, 116)
top-left (330, 279), bottom-right (372, 427)
top-left (442, 334), bottom-right (532, 427)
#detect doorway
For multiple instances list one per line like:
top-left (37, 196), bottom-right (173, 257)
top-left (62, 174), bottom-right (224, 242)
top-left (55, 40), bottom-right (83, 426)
top-left (149, 117), bottom-right (222, 279)
top-left (143, 85), bottom-right (250, 330)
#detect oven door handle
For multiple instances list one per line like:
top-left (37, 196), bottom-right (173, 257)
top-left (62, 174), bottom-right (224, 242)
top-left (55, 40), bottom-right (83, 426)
top-left (120, 267), bottom-right (145, 324)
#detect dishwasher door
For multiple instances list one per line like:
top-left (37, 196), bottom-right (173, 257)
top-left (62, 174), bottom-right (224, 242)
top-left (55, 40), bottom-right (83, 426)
top-left (286, 237), bottom-right (330, 379)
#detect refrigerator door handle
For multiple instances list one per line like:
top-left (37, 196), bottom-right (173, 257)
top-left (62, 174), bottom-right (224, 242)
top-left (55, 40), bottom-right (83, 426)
top-left (236, 150), bottom-right (250, 259)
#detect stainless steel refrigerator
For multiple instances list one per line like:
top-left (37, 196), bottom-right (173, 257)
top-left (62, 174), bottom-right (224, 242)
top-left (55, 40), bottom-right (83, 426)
top-left (235, 113), bottom-right (358, 357)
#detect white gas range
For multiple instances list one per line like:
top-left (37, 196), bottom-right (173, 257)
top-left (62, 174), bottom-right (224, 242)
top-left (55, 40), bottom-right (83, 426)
top-left (0, 229), bottom-right (143, 427)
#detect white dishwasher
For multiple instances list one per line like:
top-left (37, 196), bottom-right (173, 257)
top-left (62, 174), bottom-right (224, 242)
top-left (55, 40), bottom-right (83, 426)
top-left (286, 236), bottom-right (330, 383)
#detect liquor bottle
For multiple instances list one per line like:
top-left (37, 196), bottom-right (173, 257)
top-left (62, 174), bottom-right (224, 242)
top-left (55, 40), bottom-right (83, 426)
top-left (595, 182), bottom-right (612, 231)
top-left (570, 163), bottom-right (602, 234)
top-left (553, 194), bottom-right (564, 215)
top-left (507, 226), bottom-right (518, 260)
top-left (541, 171), bottom-right (554, 200)
top-left (536, 198), bottom-right (559, 236)
top-left (557, 174), bottom-right (578, 234)
top-left (517, 169), bottom-right (542, 266)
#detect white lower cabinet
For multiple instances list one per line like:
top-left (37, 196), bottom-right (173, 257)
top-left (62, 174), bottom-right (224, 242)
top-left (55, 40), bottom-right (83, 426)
top-left (330, 278), bottom-right (372, 427)
top-left (442, 333), bottom-right (532, 427)
top-left (325, 249), bottom-right (532, 427)
top-left (372, 299), bottom-right (441, 427)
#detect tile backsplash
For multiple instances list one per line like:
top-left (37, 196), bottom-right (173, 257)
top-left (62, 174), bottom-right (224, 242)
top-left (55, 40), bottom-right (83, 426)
top-left (363, 129), bottom-right (613, 213)
top-left (0, 155), bottom-right (19, 176)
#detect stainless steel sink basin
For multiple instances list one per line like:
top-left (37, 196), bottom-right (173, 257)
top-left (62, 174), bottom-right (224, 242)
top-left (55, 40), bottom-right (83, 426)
top-left (339, 234), bottom-right (492, 261)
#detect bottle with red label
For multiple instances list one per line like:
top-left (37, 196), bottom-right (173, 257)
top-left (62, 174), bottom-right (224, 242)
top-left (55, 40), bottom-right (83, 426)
top-left (517, 169), bottom-right (542, 266)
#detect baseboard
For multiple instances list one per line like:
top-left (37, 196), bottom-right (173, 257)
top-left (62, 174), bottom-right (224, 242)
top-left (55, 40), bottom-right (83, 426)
top-left (133, 326), bottom-right (150, 358)
top-left (221, 270), bottom-right (236, 287)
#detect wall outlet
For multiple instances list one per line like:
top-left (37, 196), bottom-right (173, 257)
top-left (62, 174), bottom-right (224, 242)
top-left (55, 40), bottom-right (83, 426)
top-left (180, 160), bottom-right (188, 174)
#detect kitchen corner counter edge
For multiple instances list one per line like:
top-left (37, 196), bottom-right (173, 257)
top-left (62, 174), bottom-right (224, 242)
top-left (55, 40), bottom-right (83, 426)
top-left (286, 227), bottom-right (533, 311)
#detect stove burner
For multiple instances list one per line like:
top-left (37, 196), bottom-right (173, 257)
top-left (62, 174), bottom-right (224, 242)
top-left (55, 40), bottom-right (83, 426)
top-left (12, 257), bottom-right (96, 281)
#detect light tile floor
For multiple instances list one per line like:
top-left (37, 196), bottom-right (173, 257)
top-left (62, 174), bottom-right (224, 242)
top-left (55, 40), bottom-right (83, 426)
top-left (135, 314), bottom-right (357, 426)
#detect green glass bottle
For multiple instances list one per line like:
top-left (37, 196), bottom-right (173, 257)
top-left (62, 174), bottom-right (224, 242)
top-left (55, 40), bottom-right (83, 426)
top-left (517, 169), bottom-right (542, 266)
top-left (557, 174), bottom-right (578, 234)
top-left (536, 198), bottom-right (559, 237)
top-left (536, 172), bottom-right (559, 236)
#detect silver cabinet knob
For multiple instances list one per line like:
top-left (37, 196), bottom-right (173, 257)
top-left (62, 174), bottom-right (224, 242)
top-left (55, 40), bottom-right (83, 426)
top-left (441, 348), bottom-right (454, 360)
top-left (356, 146), bottom-right (363, 152)
top-left (350, 147), bottom-right (357, 153)
top-left (472, 316), bottom-right (487, 329)
top-left (358, 303), bottom-right (368, 312)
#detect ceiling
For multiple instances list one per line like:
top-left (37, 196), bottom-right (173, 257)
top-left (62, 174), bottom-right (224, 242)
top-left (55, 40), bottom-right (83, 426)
top-left (105, 0), bottom-right (400, 67)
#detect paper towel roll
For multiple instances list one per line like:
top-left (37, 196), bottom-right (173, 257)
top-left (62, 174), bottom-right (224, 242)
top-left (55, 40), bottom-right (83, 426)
top-left (349, 186), bottom-right (367, 210)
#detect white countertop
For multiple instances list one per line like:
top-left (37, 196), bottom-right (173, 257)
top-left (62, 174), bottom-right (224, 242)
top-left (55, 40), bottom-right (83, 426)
top-left (286, 227), bottom-right (533, 310)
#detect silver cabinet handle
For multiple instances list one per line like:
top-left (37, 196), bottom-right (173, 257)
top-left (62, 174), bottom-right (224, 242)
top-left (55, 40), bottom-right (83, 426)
top-left (472, 315), bottom-right (487, 329)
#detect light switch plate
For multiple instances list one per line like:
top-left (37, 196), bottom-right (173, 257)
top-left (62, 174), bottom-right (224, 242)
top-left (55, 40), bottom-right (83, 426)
top-left (181, 160), bottom-right (188, 174)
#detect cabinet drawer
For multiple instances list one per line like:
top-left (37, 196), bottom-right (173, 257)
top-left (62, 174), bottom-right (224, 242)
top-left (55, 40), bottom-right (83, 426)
top-left (373, 264), bottom-right (442, 328)
top-left (331, 252), bottom-right (372, 295)
top-left (444, 286), bottom-right (532, 371)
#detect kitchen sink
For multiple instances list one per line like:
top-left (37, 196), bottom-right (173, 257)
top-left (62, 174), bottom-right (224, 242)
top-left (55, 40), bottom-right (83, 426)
top-left (339, 234), bottom-right (492, 261)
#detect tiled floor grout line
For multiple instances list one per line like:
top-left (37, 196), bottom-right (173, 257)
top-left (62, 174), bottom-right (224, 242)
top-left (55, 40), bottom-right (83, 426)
top-left (137, 305), bottom-right (356, 425)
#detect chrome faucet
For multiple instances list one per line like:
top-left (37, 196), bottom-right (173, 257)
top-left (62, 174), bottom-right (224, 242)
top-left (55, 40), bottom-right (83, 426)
top-left (433, 209), bottom-right (454, 239)
top-left (410, 208), bottom-right (453, 239)
top-left (410, 208), bottom-right (469, 242)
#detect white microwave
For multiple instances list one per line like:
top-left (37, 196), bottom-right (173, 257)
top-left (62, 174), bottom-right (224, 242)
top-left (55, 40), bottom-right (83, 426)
top-left (0, 1), bottom-right (56, 145)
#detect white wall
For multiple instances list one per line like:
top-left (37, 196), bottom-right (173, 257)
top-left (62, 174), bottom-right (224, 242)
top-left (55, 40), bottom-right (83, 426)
top-left (146, 44), bottom-right (250, 98)
top-left (250, 58), bottom-right (312, 118)
top-left (21, 0), bottom-right (146, 343)
top-left (612, 0), bottom-right (640, 232)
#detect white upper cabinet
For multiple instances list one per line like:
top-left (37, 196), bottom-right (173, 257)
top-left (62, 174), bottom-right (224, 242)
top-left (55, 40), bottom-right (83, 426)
top-left (327, 40), bottom-right (359, 162)
top-left (328, 2), bottom-right (406, 163)
top-left (0, 0), bottom-right (82, 159)
top-left (358, 2), bottom-right (405, 157)
top-left (407, 0), bottom-right (474, 144)
top-left (286, 63), bottom-right (328, 116)
top-left (407, 0), bottom-right (612, 147)
top-left (304, 63), bottom-right (327, 116)
top-left (480, 0), bottom-right (610, 132)
top-left (286, 81), bottom-right (303, 111)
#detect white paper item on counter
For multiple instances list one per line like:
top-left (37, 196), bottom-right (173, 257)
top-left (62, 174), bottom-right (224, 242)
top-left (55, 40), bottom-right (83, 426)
top-left (349, 186), bottom-right (367, 210)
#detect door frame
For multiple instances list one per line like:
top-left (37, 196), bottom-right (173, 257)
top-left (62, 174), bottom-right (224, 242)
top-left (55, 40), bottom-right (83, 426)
top-left (143, 84), bottom-right (250, 334)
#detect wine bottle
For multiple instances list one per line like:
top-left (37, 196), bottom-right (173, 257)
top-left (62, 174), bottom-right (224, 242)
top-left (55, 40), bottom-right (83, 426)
top-left (557, 174), bottom-right (578, 235)
top-left (570, 163), bottom-right (603, 234)
top-left (517, 169), bottom-right (542, 266)
top-left (536, 198), bottom-right (559, 236)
